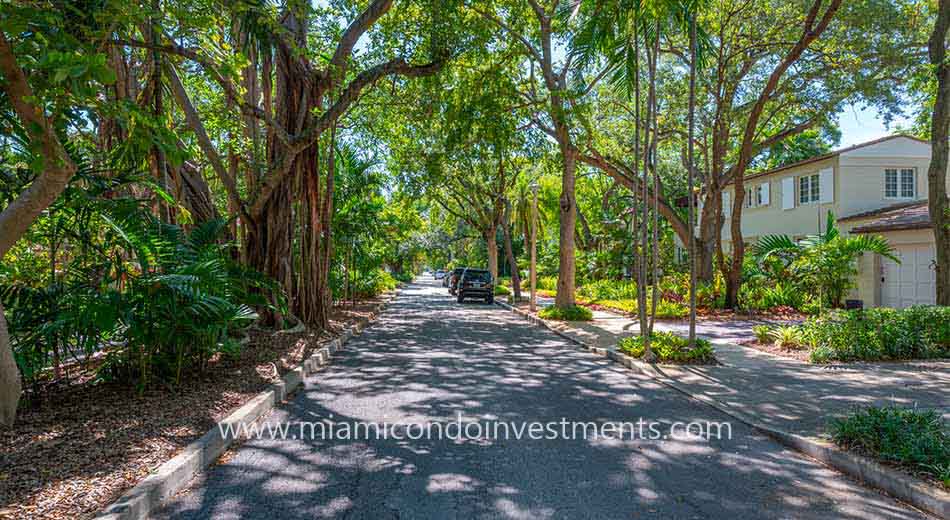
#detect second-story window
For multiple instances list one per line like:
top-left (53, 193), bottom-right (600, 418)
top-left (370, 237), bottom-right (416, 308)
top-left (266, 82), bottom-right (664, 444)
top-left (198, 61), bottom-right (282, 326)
top-left (885, 168), bottom-right (916, 198)
top-left (799, 174), bottom-right (819, 204)
top-left (755, 184), bottom-right (766, 206)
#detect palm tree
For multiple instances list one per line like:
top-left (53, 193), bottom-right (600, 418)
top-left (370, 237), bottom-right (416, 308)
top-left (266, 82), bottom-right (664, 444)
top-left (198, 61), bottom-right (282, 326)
top-left (574, 0), bottom-right (705, 360)
top-left (753, 211), bottom-right (899, 308)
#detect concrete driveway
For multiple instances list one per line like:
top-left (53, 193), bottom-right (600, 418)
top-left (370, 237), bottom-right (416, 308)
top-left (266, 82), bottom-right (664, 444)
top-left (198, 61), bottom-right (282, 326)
top-left (153, 280), bottom-right (929, 519)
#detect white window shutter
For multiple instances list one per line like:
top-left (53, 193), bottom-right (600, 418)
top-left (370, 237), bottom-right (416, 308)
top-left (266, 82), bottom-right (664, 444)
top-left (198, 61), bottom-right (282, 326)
top-left (819, 167), bottom-right (834, 204)
top-left (761, 182), bottom-right (770, 206)
top-left (782, 177), bottom-right (794, 210)
top-left (722, 191), bottom-right (731, 217)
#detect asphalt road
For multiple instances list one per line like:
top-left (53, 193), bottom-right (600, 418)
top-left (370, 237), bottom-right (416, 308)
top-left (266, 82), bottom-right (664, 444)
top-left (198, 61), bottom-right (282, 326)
top-left (154, 279), bottom-right (929, 519)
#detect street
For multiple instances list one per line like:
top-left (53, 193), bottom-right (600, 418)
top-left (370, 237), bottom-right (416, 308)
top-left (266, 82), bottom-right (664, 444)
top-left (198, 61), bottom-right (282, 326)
top-left (154, 280), bottom-right (928, 519)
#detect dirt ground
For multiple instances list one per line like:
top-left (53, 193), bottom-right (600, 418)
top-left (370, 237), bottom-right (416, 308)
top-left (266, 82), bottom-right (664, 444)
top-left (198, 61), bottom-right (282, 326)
top-left (0, 298), bottom-right (387, 520)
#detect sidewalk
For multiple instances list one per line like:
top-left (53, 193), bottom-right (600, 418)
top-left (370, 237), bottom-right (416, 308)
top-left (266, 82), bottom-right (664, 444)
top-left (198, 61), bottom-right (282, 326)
top-left (519, 297), bottom-right (949, 438)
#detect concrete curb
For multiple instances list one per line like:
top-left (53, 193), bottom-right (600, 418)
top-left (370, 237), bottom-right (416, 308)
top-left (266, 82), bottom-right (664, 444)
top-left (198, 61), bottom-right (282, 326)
top-left (95, 290), bottom-right (400, 520)
top-left (495, 299), bottom-right (949, 519)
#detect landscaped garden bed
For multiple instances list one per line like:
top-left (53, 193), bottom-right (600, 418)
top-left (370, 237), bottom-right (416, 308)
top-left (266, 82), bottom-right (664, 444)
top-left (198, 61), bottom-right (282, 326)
top-left (0, 300), bottom-right (387, 520)
top-left (742, 306), bottom-right (950, 363)
top-left (618, 331), bottom-right (716, 364)
top-left (831, 406), bottom-right (949, 488)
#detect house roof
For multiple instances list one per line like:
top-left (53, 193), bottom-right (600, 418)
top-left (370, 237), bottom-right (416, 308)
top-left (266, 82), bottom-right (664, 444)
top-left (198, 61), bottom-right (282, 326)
top-left (733, 134), bottom-right (929, 186)
top-left (846, 200), bottom-right (931, 234)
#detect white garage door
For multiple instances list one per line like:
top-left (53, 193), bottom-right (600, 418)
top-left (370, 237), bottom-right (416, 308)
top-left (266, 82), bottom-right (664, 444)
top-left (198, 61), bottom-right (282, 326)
top-left (881, 243), bottom-right (936, 308)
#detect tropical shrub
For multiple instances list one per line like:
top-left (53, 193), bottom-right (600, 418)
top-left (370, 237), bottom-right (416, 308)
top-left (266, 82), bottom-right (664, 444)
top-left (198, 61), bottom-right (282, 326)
top-left (752, 325), bottom-right (772, 343)
top-left (753, 211), bottom-right (897, 307)
top-left (618, 332), bottom-right (715, 363)
top-left (2, 208), bottom-right (280, 391)
top-left (494, 285), bottom-right (510, 296)
top-left (538, 305), bottom-right (593, 321)
top-left (806, 306), bottom-right (950, 363)
top-left (740, 281), bottom-right (806, 312)
top-left (537, 276), bottom-right (559, 291)
top-left (655, 300), bottom-right (688, 319)
top-left (578, 279), bottom-right (638, 301)
top-left (768, 325), bottom-right (804, 349)
top-left (351, 269), bottom-right (398, 298)
top-left (831, 406), bottom-right (949, 486)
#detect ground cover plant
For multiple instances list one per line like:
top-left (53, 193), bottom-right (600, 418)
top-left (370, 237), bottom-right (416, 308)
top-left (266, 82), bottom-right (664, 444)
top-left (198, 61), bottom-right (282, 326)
top-left (805, 306), bottom-right (950, 363)
top-left (618, 332), bottom-right (715, 364)
top-left (831, 406), bottom-right (950, 487)
top-left (538, 305), bottom-right (593, 321)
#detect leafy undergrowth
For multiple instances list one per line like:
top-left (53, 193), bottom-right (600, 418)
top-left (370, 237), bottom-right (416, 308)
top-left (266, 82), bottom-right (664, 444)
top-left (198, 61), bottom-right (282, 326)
top-left (538, 304), bottom-right (593, 321)
top-left (0, 300), bottom-right (386, 520)
top-left (742, 306), bottom-right (950, 364)
top-left (807, 306), bottom-right (949, 363)
top-left (618, 331), bottom-right (715, 364)
top-left (831, 406), bottom-right (950, 487)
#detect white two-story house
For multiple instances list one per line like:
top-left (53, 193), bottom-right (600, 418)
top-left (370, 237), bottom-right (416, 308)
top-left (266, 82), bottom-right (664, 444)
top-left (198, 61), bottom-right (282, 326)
top-left (719, 135), bottom-right (946, 308)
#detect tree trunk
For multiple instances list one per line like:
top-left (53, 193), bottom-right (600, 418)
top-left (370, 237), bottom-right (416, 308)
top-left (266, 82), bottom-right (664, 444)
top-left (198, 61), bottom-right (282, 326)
top-left (0, 302), bottom-right (20, 426)
top-left (502, 202), bottom-right (522, 299)
top-left (555, 137), bottom-right (577, 308)
top-left (930, 0), bottom-right (950, 306)
top-left (0, 33), bottom-right (80, 424)
top-left (485, 225), bottom-right (499, 282)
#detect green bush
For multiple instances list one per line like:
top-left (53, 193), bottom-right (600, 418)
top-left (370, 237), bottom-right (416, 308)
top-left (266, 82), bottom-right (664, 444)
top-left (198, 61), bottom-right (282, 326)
top-left (618, 332), bottom-right (715, 363)
top-left (392, 271), bottom-right (413, 283)
top-left (537, 276), bottom-right (558, 291)
top-left (752, 325), bottom-right (771, 343)
top-left (578, 279), bottom-right (638, 301)
top-left (2, 213), bottom-right (277, 390)
top-left (538, 304), bottom-right (593, 321)
top-left (655, 300), bottom-right (688, 319)
top-left (831, 406), bottom-right (949, 486)
top-left (351, 269), bottom-right (398, 298)
top-left (494, 285), bottom-right (510, 296)
top-left (806, 306), bottom-right (950, 363)
top-left (769, 325), bottom-right (804, 349)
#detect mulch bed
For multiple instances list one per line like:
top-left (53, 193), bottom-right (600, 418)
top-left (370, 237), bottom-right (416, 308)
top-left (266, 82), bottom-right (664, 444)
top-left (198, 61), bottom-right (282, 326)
top-left (0, 298), bottom-right (386, 520)
top-left (736, 338), bottom-right (812, 362)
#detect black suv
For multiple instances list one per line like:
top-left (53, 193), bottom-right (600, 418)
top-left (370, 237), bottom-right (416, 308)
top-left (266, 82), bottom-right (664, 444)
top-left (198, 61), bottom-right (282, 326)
top-left (457, 268), bottom-right (494, 303)
top-left (447, 267), bottom-right (466, 294)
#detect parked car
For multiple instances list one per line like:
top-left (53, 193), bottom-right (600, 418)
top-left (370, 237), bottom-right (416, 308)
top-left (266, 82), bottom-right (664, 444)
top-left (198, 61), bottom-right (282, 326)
top-left (447, 267), bottom-right (466, 294)
top-left (434, 269), bottom-right (446, 279)
top-left (457, 268), bottom-right (494, 303)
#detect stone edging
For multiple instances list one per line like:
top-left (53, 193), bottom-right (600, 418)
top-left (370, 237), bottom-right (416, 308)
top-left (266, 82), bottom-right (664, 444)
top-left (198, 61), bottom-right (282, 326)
top-left (495, 300), bottom-right (949, 519)
top-left (95, 290), bottom-right (400, 520)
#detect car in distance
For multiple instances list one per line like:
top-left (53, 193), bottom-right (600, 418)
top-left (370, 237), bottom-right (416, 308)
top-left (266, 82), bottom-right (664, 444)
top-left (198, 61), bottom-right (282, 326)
top-left (457, 268), bottom-right (493, 304)
top-left (447, 267), bottom-right (466, 294)
top-left (434, 269), bottom-right (446, 279)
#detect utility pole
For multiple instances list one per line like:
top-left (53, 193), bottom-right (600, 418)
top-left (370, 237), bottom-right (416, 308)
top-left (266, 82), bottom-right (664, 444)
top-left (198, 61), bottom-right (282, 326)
top-left (530, 182), bottom-right (539, 312)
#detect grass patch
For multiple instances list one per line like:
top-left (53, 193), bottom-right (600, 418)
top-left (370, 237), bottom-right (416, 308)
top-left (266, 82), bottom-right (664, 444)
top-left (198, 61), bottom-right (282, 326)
top-left (831, 406), bottom-right (949, 487)
top-left (618, 331), bottom-right (715, 364)
top-left (805, 306), bottom-right (950, 363)
top-left (538, 305), bottom-right (593, 321)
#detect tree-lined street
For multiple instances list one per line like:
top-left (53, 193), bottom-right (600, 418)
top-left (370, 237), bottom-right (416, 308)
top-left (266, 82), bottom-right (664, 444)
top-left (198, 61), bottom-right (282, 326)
top-left (155, 280), bottom-right (927, 519)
